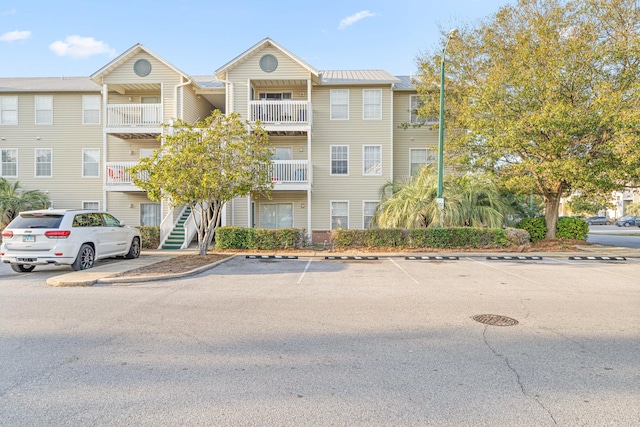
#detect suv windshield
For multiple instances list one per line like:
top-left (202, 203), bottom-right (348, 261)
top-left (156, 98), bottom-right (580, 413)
top-left (9, 214), bottom-right (64, 229)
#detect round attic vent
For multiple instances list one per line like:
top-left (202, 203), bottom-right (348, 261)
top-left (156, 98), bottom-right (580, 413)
top-left (259, 54), bottom-right (278, 73)
top-left (134, 59), bottom-right (152, 77)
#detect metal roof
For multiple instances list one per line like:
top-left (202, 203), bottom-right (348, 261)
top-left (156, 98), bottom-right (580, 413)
top-left (0, 76), bottom-right (100, 92)
top-left (320, 70), bottom-right (401, 85)
top-left (393, 75), bottom-right (420, 90)
top-left (191, 75), bottom-right (225, 89)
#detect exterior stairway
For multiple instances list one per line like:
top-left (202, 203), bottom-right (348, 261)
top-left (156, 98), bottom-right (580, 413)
top-left (161, 206), bottom-right (191, 250)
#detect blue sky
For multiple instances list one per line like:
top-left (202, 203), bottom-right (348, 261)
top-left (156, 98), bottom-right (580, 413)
top-left (1, 0), bottom-right (512, 78)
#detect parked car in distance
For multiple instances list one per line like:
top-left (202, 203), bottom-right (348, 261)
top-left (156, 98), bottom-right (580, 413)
top-left (585, 216), bottom-right (609, 225)
top-left (615, 215), bottom-right (637, 227)
top-left (1, 209), bottom-right (141, 273)
top-left (636, 217), bottom-right (640, 228)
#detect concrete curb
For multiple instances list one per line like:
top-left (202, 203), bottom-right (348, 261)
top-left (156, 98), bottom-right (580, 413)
top-left (96, 254), bottom-right (236, 284)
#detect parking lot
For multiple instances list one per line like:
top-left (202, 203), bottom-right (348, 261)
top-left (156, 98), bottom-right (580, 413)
top-left (1, 255), bottom-right (639, 426)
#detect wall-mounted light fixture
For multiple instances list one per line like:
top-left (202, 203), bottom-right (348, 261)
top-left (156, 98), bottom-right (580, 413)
top-left (1, 137), bottom-right (5, 141)
top-left (36, 136), bottom-right (41, 140)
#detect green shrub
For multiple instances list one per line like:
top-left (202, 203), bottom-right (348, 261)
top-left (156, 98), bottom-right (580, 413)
top-left (556, 217), bottom-right (588, 240)
top-left (215, 226), bottom-right (306, 250)
top-left (331, 229), bottom-right (366, 248)
top-left (517, 217), bottom-right (547, 242)
top-left (137, 226), bottom-right (160, 249)
top-left (363, 229), bottom-right (406, 247)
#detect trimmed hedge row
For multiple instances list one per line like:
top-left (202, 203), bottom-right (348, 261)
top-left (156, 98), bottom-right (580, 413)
top-left (137, 226), bottom-right (160, 249)
top-left (215, 226), bottom-right (307, 250)
top-left (517, 217), bottom-right (588, 242)
top-left (332, 227), bottom-right (510, 249)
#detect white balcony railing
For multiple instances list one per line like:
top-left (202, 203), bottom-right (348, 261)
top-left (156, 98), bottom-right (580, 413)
top-left (270, 160), bottom-right (309, 185)
top-left (105, 162), bottom-right (148, 186)
top-left (249, 100), bottom-right (311, 125)
top-left (106, 103), bottom-right (163, 127)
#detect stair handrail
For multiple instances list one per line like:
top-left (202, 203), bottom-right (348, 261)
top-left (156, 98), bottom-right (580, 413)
top-left (158, 205), bottom-right (190, 249)
top-left (181, 207), bottom-right (201, 249)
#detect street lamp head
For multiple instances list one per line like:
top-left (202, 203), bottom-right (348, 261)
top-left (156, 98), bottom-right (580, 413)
top-left (448, 28), bottom-right (459, 39)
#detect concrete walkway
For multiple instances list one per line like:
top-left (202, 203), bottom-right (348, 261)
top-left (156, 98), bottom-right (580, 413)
top-left (45, 244), bottom-right (640, 287)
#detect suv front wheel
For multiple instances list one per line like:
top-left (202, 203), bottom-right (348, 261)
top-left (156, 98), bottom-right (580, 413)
top-left (72, 244), bottom-right (95, 271)
top-left (11, 264), bottom-right (36, 273)
top-left (125, 237), bottom-right (141, 259)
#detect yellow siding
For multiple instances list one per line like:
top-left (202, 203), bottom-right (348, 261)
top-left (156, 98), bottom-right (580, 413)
top-left (392, 92), bottom-right (438, 180)
top-left (309, 85), bottom-right (393, 230)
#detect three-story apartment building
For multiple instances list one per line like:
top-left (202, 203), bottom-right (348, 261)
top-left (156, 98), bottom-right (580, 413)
top-left (0, 38), bottom-right (437, 247)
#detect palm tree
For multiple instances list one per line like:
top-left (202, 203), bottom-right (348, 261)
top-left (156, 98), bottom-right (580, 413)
top-left (373, 168), bottom-right (510, 228)
top-left (0, 178), bottom-right (50, 226)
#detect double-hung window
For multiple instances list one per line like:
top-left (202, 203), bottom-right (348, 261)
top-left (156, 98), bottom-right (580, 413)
top-left (363, 201), bottom-right (379, 229)
top-left (0, 96), bottom-right (18, 125)
top-left (330, 89), bottom-right (349, 120)
top-left (83, 95), bottom-right (100, 124)
top-left (140, 203), bottom-right (161, 226)
top-left (83, 201), bottom-right (100, 210)
top-left (363, 145), bottom-right (382, 176)
top-left (331, 145), bottom-right (349, 175)
top-left (35, 148), bottom-right (52, 177)
top-left (331, 201), bottom-right (349, 230)
top-left (410, 95), bottom-right (437, 125)
top-left (35, 96), bottom-right (53, 125)
top-left (410, 148), bottom-right (435, 176)
top-left (363, 89), bottom-right (382, 120)
top-left (82, 149), bottom-right (100, 177)
top-left (1, 148), bottom-right (18, 177)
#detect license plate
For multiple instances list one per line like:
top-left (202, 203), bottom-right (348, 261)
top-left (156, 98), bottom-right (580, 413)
top-left (23, 235), bottom-right (36, 242)
top-left (17, 258), bottom-right (36, 262)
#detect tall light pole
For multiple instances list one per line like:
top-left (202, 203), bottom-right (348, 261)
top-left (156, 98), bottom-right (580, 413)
top-left (436, 28), bottom-right (458, 222)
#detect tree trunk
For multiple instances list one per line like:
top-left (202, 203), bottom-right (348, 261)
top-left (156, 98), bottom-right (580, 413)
top-left (196, 201), bottom-right (223, 255)
top-left (544, 195), bottom-right (561, 239)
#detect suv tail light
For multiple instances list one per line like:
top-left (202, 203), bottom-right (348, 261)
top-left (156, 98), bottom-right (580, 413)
top-left (1, 230), bottom-right (13, 238)
top-left (45, 230), bottom-right (71, 239)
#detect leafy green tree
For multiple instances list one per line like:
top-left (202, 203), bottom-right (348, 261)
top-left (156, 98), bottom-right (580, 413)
top-left (374, 168), bottom-right (510, 228)
top-left (567, 194), bottom-right (613, 216)
top-left (0, 178), bottom-right (50, 227)
top-left (130, 111), bottom-right (273, 255)
top-left (415, 0), bottom-right (640, 238)
top-left (625, 201), bottom-right (640, 216)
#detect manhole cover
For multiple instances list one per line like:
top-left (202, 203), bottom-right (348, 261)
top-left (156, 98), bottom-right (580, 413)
top-left (472, 314), bottom-right (519, 326)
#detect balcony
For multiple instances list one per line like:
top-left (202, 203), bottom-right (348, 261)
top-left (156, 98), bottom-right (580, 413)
top-left (105, 162), bottom-right (148, 192)
top-left (249, 100), bottom-right (311, 133)
top-left (269, 160), bottom-right (311, 190)
top-left (105, 104), bottom-right (163, 139)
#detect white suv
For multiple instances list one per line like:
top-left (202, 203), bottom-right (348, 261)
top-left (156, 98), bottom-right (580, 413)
top-left (1, 209), bottom-right (141, 273)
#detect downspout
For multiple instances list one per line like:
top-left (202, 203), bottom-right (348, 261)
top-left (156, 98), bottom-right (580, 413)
top-left (307, 78), bottom-right (312, 241)
top-left (102, 83), bottom-right (108, 212)
top-left (389, 83), bottom-right (394, 183)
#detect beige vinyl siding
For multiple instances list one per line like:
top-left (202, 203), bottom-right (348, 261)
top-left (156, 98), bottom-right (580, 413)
top-left (1, 91), bottom-right (103, 209)
top-left (101, 53), bottom-right (182, 121)
top-left (269, 136), bottom-right (307, 159)
top-left (392, 92), bottom-right (438, 180)
top-left (106, 192), bottom-right (157, 226)
top-left (227, 46), bottom-right (312, 119)
top-left (182, 86), bottom-right (214, 123)
top-left (106, 135), bottom-right (159, 162)
top-left (230, 196), bottom-right (250, 227)
top-left (309, 86), bottom-right (393, 230)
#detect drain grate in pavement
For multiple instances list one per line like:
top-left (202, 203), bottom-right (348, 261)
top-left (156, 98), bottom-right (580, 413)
top-left (486, 256), bottom-right (543, 261)
top-left (405, 256), bottom-right (459, 260)
top-left (472, 314), bottom-right (519, 326)
top-left (568, 256), bottom-right (626, 261)
top-left (246, 255), bottom-right (298, 259)
top-left (325, 256), bottom-right (379, 260)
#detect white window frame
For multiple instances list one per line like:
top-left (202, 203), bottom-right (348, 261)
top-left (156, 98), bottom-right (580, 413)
top-left (330, 89), bottom-right (349, 120)
top-left (363, 145), bottom-right (382, 176)
top-left (409, 148), bottom-right (435, 176)
top-left (363, 89), bottom-right (382, 120)
top-left (35, 148), bottom-right (52, 178)
top-left (140, 203), bottom-right (162, 226)
top-left (35, 95), bottom-right (53, 125)
top-left (82, 95), bottom-right (100, 125)
top-left (330, 201), bottom-right (349, 230)
top-left (330, 145), bottom-right (349, 176)
top-left (82, 201), bottom-right (100, 210)
top-left (1, 148), bottom-right (18, 177)
top-left (258, 92), bottom-right (292, 100)
top-left (0, 96), bottom-right (18, 125)
top-left (82, 148), bottom-right (100, 178)
top-left (259, 203), bottom-right (294, 229)
top-left (363, 201), bottom-right (379, 229)
top-left (410, 94), bottom-right (437, 125)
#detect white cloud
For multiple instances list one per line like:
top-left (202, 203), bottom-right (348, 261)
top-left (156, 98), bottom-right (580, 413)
top-left (1, 8), bottom-right (17, 16)
top-left (338, 10), bottom-right (377, 30)
top-left (0, 30), bottom-right (31, 42)
top-left (49, 35), bottom-right (115, 59)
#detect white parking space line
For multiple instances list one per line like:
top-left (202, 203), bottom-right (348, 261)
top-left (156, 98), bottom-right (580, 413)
top-left (545, 257), bottom-right (640, 281)
top-left (387, 257), bottom-right (421, 285)
top-left (465, 257), bottom-right (547, 285)
top-left (296, 258), bottom-right (313, 284)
